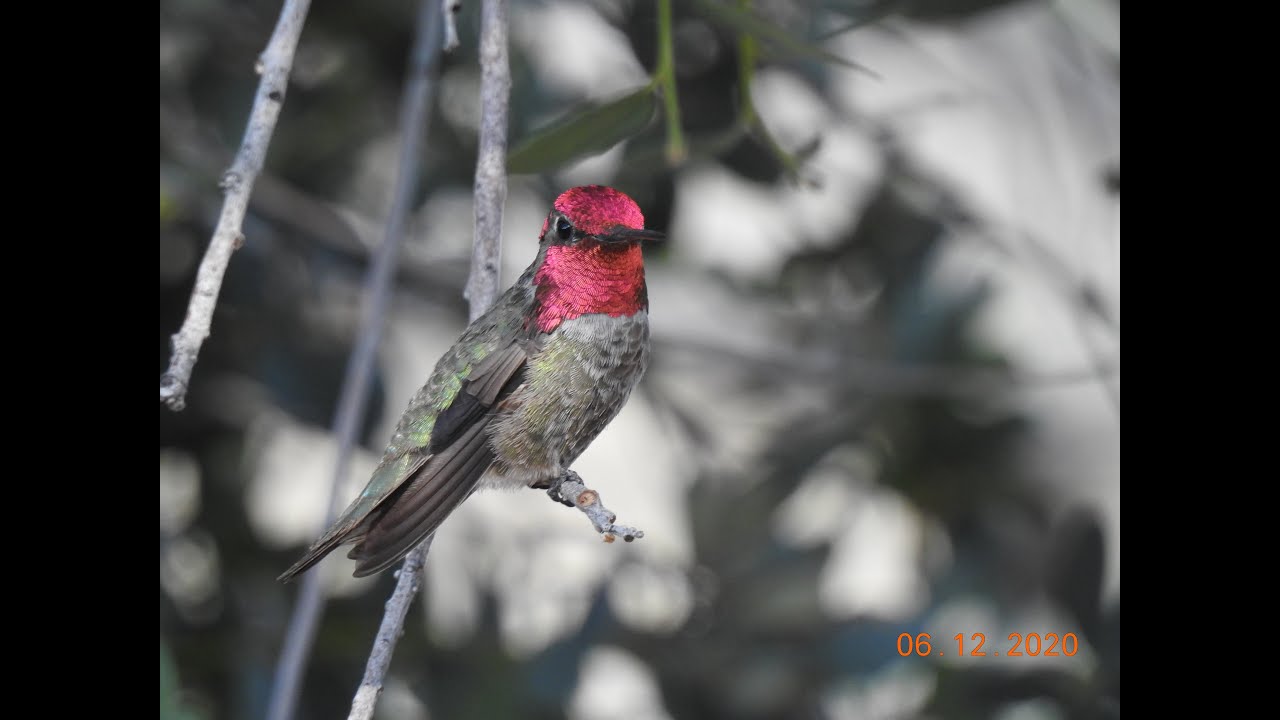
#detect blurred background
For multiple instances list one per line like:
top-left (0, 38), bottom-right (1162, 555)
top-left (160, 0), bottom-right (1119, 718)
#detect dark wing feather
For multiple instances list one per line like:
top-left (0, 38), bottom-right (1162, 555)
top-left (428, 342), bottom-right (528, 453)
top-left (276, 453), bottom-right (429, 583)
top-left (348, 417), bottom-right (494, 576)
top-left (276, 342), bottom-right (529, 583)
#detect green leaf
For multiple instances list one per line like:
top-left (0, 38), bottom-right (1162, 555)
top-left (692, 0), bottom-right (877, 75)
top-left (508, 87), bottom-right (657, 174)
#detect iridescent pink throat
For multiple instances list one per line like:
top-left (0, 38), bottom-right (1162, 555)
top-left (531, 242), bottom-right (647, 333)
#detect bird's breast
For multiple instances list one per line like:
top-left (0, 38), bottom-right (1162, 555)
top-left (486, 311), bottom-right (650, 485)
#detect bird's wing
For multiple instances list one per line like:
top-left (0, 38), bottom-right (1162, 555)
top-left (346, 342), bottom-right (530, 577)
top-left (276, 340), bottom-right (531, 582)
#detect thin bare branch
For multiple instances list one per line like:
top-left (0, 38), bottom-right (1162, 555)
top-left (350, 0), bottom-right (509, 717)
top-left (160, 0), bottom-right (313, 411)
top-left (348, 537), bottom-right (433, 720)
top-left (266, 2), bottom-right (447, 719)
top-left (464, 0), bottom-right (509, 314)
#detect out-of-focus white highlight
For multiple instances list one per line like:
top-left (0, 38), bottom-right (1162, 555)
top-left (569, 646), bottom-right (675, 720)
top-left (160, 448), bottom-right (201, 535)
top-left (607, 562), bottom-right (693, 634)
top-left (379, 676), bottom-right (430, 720)
top-left (555, 143), bottom-right (627, 192)
top-left (244, 413), bottom-right (377, 550)
top-left (160, 529), bottom-right (222, 624)
top-left (821, 489), bottom-right (928, 619)
top-left (511, 2), bottom-right (647, 99)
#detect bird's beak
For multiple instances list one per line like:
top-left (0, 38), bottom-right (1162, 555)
top-left (599, 227), bottom-right (666, 245)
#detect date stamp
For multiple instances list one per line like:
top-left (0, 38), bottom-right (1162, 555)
top-left (897, 632), bottom-right (1080, 658)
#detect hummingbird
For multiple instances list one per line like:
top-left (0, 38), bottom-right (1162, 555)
top-left (279, 185), bottom-right (662, 581)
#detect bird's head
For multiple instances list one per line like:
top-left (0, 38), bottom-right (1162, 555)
top-left (540, 185), bottom-right (665, 247)
top-left (530, 186), bottom-right (663, 332)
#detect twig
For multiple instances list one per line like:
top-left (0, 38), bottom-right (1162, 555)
top-left (464, 0), bottom-right (509, 313)
top-left (348, 537), bottom-right (433, 720)
top-left (442, 0), bottom-right (460, 52)
top-left (266, 2), bottom-right (447, 720)
top-left (350, 0), bottom-right (509, 717)
top-left (159, 0), bottom-right (313, 411)
top-left (549, 471), bottom-right (645, 542)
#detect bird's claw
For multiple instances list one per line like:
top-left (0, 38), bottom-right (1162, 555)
top-left (542, 471), bottom-right (577, 507)
top-left (547, 485), bottom-right (574, 507)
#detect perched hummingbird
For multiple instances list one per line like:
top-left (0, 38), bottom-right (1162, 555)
top-left (279, 185), bottom-right (662, 581)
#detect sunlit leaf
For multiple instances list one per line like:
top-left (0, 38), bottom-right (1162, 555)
top-left (508, 87), bottom-right (657, 174)
top-left (691, 0), bottom-right (877, 75)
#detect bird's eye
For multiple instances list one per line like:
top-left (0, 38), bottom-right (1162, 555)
top-left (555, 217), bottom-right (573, 241)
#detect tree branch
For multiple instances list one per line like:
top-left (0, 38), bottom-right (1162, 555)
top-left (265, 2), bottom-right (446, 719)
top-left (159, 0), bottom-right (313, 411)
top-left (350, 0), bottom-right (509, 717)
top-left (547, 471), bottom-right (645, 542)
top-left (464, 0), bottom-right (509, 314)
top-left (348, 537), bottom-right (433, 720)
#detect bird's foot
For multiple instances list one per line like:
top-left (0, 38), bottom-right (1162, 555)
top-left (532, 472), bottom-right (576, 507)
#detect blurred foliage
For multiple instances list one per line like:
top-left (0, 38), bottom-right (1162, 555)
top-left (162, 640), bottom-right (208, 720)
top-left (692, 0), bottom-right (867, 69)
top-left (161, 0), bottom-right (1118, 718)
top-left (509, 85), bottom-right (659, 173)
